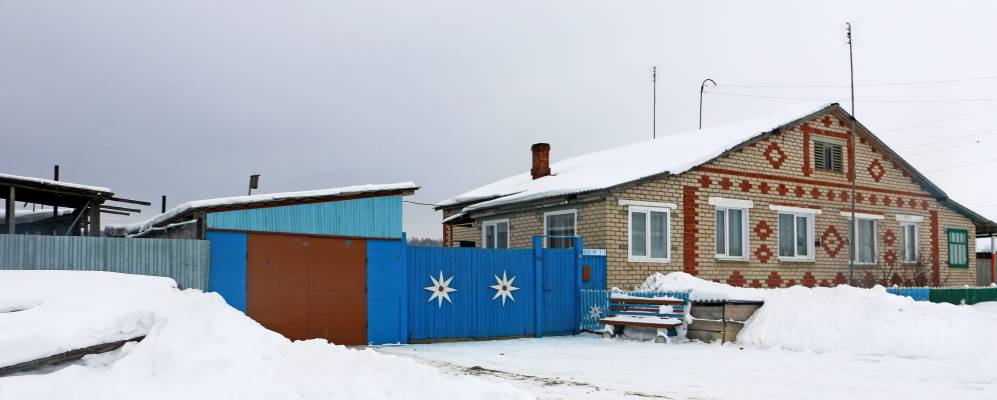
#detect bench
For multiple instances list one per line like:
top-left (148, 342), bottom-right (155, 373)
top-left (598, 294), bottom-right (689, 343)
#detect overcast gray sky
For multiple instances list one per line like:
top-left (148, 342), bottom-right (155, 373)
top-left (3, 1), bottom-right (996, 239)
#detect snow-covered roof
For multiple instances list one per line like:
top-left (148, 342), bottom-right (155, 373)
top-left (0, 208), bottom-right (74, 224)
top-left (0, 173), bottom-right (111, 194)
top-left (439, 103), bottom-right (834, 216)
top-left (109, 182), bottom-right (418, 236)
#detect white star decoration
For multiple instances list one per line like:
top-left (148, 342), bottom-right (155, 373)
top-left (425, 271), bottom-right (457, 307)
top-left (489, 271), bottom-right (519, 306)
top-left (588, 305), bottom-right (602, 320)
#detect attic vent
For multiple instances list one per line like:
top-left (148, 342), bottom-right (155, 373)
top-left (814, 140), bottom-right (844, 173)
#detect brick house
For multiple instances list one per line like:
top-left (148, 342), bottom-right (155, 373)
top-left (437, 103), bottom-right (997, 289)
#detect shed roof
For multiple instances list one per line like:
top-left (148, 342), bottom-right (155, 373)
top-left (108, 182), bottom-right (419, 236)
top-left (0, 173), bottom-right (111, 195)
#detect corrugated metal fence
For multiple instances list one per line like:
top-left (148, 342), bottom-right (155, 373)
top-left (0, 234), bottom-right (210, 290)
top-left (886, 286), bottom-right (997, 305)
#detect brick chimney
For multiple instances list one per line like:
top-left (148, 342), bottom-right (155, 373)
top-left (531, 143), bottom-right (551, 180)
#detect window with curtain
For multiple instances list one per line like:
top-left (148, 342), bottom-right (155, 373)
top-left (544, 210), bottom-right (576, 248)
top-left (628, 206), bottom-right (670, 262)
top-left (947, 228), bottom-right (969, 268)
top-left (778, 212), bottom-right (814, 260)
top-left (715, 207), bottom-right (748, 259)
top-left (901, 222), bottom-right (918, 263)
top-left (482, 220), bottom-right (510, 249)
top-left (848, 218), bottom-right (877, 264)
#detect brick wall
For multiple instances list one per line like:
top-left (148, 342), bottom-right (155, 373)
top-left (442, 109), bottom-right (978, 288)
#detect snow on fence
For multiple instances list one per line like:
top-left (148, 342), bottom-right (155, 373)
top-left (0, 234), bottom-right (210, 290)
top-left (886, 286), bottom-right (997, 305)
top-left (579, 290), bottom-right (690, 332)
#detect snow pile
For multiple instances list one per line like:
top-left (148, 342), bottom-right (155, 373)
top-left (739, 285), bottom-right (997, 362)
top-left (439, 103), bottom-right (832, 213)
top-left (639, 272), bottom-right (997, 364)
top-left (637, 272), bottom-right (768, 302)
top-left (0, 271), bottom-right (530, 400)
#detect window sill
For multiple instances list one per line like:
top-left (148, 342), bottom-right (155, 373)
top-left (627, 257), bottom-right (671, 264)
top-left (778, 257), bottom-right (815, 263)
top-left (715, 256), bottom-right (750, 262)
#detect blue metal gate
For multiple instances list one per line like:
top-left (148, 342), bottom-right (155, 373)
top-left (367, 239), bottom-right (407, 344)
top-left (400, 236), bottom-right (605, 343)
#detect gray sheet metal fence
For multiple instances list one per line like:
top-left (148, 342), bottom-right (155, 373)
top-left (0, 234), bottom-right (210, 290)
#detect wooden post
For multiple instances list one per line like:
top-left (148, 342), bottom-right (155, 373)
top-left (5, 186), bottom-right (14, 234)
top-left (88, 200), bottom-right (101, 237)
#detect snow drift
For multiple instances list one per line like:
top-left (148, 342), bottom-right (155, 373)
top-left (0, 271), bottom-right (531, 400)
top-left (640, 272), bottom-right (997, 364)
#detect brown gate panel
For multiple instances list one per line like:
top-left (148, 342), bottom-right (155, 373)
top-left (246, 233), bottom-right (367, 345)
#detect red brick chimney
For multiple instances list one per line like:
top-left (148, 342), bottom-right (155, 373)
top-left (531, 143), bottom-right (551, 180)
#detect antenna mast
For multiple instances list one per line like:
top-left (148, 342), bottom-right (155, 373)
top-left (652, 66), bottom-right (657, 139)
top-left (847, 22), bottom-right (857, 286)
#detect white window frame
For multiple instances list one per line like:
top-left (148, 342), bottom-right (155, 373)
top-left (844, 215), bottom-right (879, 265)
top-left (543, 209), bottom-right (577, 248)
top-left (714, 206), bottom-right (750, 261)
top-left (481, 219), bottom-right (510, 249)
top-left (776, 210), bottom-right (816, 262)
top-left (627, 205), bottom-right (672, 263)
top-left (900, 221), bottom-right (919, 263)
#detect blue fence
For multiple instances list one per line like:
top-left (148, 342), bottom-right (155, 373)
top-left (579, 290), bottom-right (691, 332)
top-left (403, 237), bottom-right (606, 342)
top-left (887, 286), bottom-right (997, 305)
top-left (885, 287), bottom-right (931, 302)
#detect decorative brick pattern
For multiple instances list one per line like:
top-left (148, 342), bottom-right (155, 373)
top-left (755, 244), bottom-right (773, 263)
top-left (884, 249), bottom-right (896, 267)
top-left (766, 271), bottom-right (783, 288)
top-left (802, 272), bottom-right (817, 288)
top-left (739, 179), bottom-right (752, 192)
top-left (833, 272), bottom-right (848, 286)
top-left (868, 159), bottom-right (886, 182)
top-left (821, 225), bottom-right (845, 258)
top-left (727, 271), bottom-right (746, 287)
top-left (755, 220), bottom-right (773, 241)
top-left (883, 229), bottom-right (896, 247)
top-left (764, 142), bottom-right (787, 169)
top-left (700, 175), bottom-right (712, 188)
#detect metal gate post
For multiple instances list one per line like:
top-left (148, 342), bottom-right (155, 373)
top-left (400, 232), bottom-right (410, 344)
top-left (533, 236), bottom-right (544, 338)
top-left (573, 237), bottom-right (583, 335)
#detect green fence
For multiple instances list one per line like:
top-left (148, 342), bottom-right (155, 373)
top-left (888, 286), bottom-right (997, 305)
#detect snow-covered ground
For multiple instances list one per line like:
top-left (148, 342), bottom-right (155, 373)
top-left (0, 271), bottom-right (530, 400)
top-left (378, 335), bottom-right (996, 400)
top-left (378, 274), bottom-right (997, 400)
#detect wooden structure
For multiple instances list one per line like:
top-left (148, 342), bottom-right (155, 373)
top-left (687, 300), bottom-right (764, 344)
top-left (0, 172), bottom-right (149, 236)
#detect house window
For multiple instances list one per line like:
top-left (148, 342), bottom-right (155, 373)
top-left (814, 139), bottom-right (844, 173)
top-left (777, 211), bottom-right (815, 261)
top-left (947, 228), bottom-right (969, 268)
top-left (628, 206), bottom-right (671, 262)
top-left (715, 207), bottom-right (749, 259)
top-left (900, 222), bottom-right (919, 263)
top-left (847, 217), bottom-right (878, 264)
top-left (482, 219), bottom-right (510, 249)
top-left (544, 209), bottom-right (576, 248)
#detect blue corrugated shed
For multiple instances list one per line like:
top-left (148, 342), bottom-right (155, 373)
top-left (206, 195), bottom-right (403, 238)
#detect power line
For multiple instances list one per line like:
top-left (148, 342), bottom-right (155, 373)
top-left (879, 106), bottom-right (997, 133)
top-left (896, 127), bottom-right (997, 151)
top-left (706, 91), bottom-right (997, 104)
top-left (720, 75), bottom-right (997, 89)
top-left (923, 155), bottom-right (997, 173)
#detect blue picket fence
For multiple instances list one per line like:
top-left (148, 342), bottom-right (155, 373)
top-left (404, 237), bottom-right (606, 342)
top-left (579, 289), bottom-right (691, 332)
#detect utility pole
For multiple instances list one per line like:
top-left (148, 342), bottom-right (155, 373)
top-left (699, 79), bottom-right (717, 129)
top-left (53, 165), bottom-right (59, 236)
top-left (652, 66), bottom-right (657, 139)
top-left (847, 22), bottom-right (857, 286)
